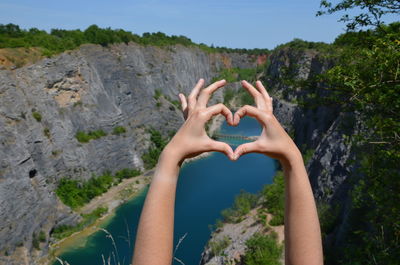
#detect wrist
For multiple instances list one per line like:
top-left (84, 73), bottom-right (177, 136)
top-left (279, 148), bottom-right (303, 170)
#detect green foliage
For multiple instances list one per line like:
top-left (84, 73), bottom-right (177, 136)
top-left (142, 129), bottom-right (169, 169)
top-left (43, 127), bottom-right (50, 138)
top-left (51, 207), bottom-right (107, 240)
top-left (262, 172), bottom-right (285, 226)
top-left (317, 0), bottom-right (400, 30)
top-left (303, 148), bottom-right (315, 165)
top-left (32, 233), bottom-right (40, 250)
top-left (114, 168), bottom-right (141, 181)
top-left (221, 190), bottom-right (258, 223)
top-left (243, 232), bottom-right (283, 265)
top-left (154, 89), bottom-right (162, 100)
top-left (32, 111), bottom-right (42, 122)
top-left (38, 231), bottom-right (46, 242)
top-left (75, 129), bottom-right (107, 143)
top-left (274, 38), bottom-right (332, 52)
top-left (209, 236), bottom-right (231, 257)
top-left (55, 169), bottom-right (140, 209)
top-left (0, 23), bottom-right (269, 60)
top-left (112, 126), bottom-right (126, 135)
top-left (312, 23), bottom-right (400, 265)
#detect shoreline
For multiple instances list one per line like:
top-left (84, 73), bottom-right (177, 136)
top-left (42, 175), bottom-right (151, 265)
top-left (43, 115), bottom-right (227, 264)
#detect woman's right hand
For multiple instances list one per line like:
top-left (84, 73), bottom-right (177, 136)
top-left (233, 80), bottom-right (301, 163)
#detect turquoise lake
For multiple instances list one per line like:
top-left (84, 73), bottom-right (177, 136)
top-left (56, 117), bottom-right (276, 265)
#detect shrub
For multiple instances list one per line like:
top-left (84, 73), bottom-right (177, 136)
top-left (56, 168), bottom-right (140, 209)
top-left (32, 111), bottom-right (42, 122)
top-left (154, 89), bottom-right (162, 100)
top-left (209, 236), bottom-right (231, 257)
top-left (75, 129), bottom-right (107, 143)
top-left (32, 233), bottom-right (40, 250)
top-left (43, 128), bottom-right (50, 138)
top-left (51, 207), bottom-right (107, 240)
top-left (243, 232), bottom-right (283, 265)
top-left (38, 231), bottom-right (46, 242)
top-left (112, 126), bottom-right (126, 135)
top-left (114, 168), bottom-right (141, 180)
top-left (221, 190), bottom-right (258, 223)
top-left (142, 129), bottom-right (169, 169)
top-left (262, 171), bottom-right (285, 226)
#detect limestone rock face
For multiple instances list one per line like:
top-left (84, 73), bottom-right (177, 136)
top-left (0, 43), bottom-right (257, 264)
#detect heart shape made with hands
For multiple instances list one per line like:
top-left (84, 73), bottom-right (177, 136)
top-left (176, 78), bottom-right (283, 162)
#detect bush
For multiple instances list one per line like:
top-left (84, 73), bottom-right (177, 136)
top-left (114, 168), bottom-right (141, 180)
top-left (38, 231), bottom-right (46, 242)
top-left (75, 129), bottom-right (107, 143)
top-left (32, 111), bottom-right (42, 122)
top-left (142, 129), bottom-right (169, 169)
top-left (209, 236), bottom-right (231, 257)
top-left (221, 190), bottom-right (258, 223)
top-left (32, 233), bottom-right (40, 250)
top-left (43, 128), bottom-right (50, 138)
top-left (243, 232), bottom-right (283, 265)
top-left (262, 171), bottom-right (285, 226)
top-left (112, 126), bottom-right (126, 135)
top-left (51, 207), bottom-right (107, 240)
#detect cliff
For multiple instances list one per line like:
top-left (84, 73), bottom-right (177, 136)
top-left (200, 46), bottom-right (359, 264)
top-left (0, 43), bottom-right (258, 264)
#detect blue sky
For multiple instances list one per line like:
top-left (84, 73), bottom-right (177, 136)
top-left (1, 0), bottom-right (398, 49)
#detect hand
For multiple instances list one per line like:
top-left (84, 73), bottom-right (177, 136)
top-left (232, 80), bottom-right (301, 163)
top-left (163, 79), bottom-right (235, 164)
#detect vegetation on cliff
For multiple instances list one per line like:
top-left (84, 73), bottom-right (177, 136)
top-left (0, 23), bottom-right (268, 59)
top-left (243, 232), bottom-right (283, 265)
top-left (56, 168), bottom-right (141, 209)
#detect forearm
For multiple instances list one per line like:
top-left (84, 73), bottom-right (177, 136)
top-left (132, 150), bottom-right (180, 265)
top-left (281, 152), bottom-right (323, 265)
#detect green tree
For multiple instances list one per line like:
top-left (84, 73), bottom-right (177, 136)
top-left (317, 0), bottom-right (400, 30)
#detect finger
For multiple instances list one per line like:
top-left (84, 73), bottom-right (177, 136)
top-left (233, 142), bottom-right (259, 160)
top-left (256, 80), bottom-right (270, 98)
top-left (197, 79), bottom-right (226, 107)
top-left (204, 103), bottom-right (233, 125)
top-left (233, 105), bottom-right (264, 126)
top-left (241, 80), bottom-right (261, 99)
top-left (188, 78), bottom-right (205, 106)
top-left (178, 93), bottom-right (188, 111)
top-left (208, 140), bottom-right (234, 160)
top-left (256, 81), bottom-right (273, 113)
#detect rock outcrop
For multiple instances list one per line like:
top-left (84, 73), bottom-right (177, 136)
top-left (0, 43), bottom-right (258, 264)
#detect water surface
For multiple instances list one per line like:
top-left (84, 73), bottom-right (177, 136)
top-left (56, 117), bottom-right (276, 265)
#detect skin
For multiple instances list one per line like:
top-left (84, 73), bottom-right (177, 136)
top-left (233, 80), bottom-right (323, 265)
top-left (132, 79), bottom-right (323, 265)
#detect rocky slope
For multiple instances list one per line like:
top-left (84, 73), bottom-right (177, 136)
top-left (200, 46), bottom-right (358, 264)
top-left (0, 43), bottom-right (259, 264)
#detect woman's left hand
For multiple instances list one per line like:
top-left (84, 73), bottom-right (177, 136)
top-left (162, 79), bottom-right (235, 164)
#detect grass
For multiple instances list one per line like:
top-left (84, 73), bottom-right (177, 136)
top-left (51, 207), bottom-right (108, 240)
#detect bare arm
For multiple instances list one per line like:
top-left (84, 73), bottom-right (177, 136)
top-left (233, 80), bottom-right (323, 265)
top-left (132, 79), bottom-right (234, 265)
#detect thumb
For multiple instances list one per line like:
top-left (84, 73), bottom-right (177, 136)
top-left (233, 142), bottom-right (259, 160)
top-left (208, 140), bottom-right (234, 160)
